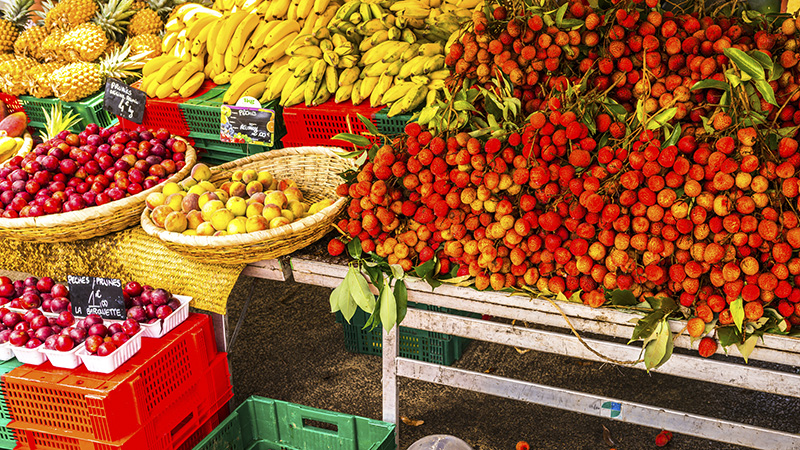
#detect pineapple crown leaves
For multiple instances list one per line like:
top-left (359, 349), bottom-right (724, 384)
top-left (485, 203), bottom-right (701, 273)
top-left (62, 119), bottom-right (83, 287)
top-left (94, 0), bottom-right (136, 40)
top-left (40, 103), bottom-right (81, 142)
top-left (101, 39), bottom-right (148, 78)
top-left (2, 0), bottom-right (34, 27)
top-left (146, 0), bottom-right (185, 17)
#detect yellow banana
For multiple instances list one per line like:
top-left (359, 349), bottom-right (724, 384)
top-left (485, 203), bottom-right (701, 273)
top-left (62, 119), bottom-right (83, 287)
top-left (213, 71), bottom-right (233, 84)
top-left (313, 0), bottom-right (329, 14)
top-left (240, 82), bottom-right (267, 101)
top-left (396, 83), bottom-right (427, 114)
top-left (287, 0), bottom-right (299, 20)
top-left (299, 13), bottom-right (317, 35)
top-left (230, 12), bottom-right (261, 57)
top-left (292, 45), bottom-right (323, 58)
top-left (312, 84), bottom-right (331, 106)
top-left (205, 18), bottom-right (227, 55)
top-left (335, 84), bottom-right (353, 103)
top-left (154, 59), bottom-right (187, 83)
top-left (172, 61), bottom-right (204, 90)
top-left (145, 79), bottom-right (160, 98)
top-left (266, 0), bottom-right (292, 20)
top-left (351, 78), bottom-right (364, 105)
top-left (297, 0), bottom-right (315, 20)
top-left (253, 31), bottom-right (299, 66)
top-left (385, 59), bottom-right (403, 76)
top-left (224, 73), bottom-right (269, 104)
top-left (143, 55), bottom-right (179, 77)
top-left (417, 42), bottom-right (444, 57)
top-left (186, 15), bottom-right (217, 42)
top-left (248, 21), bottom-right (278, 50)
top-left (363, 60), bottom-right (391, 77)
top-left (156, 82), bottom-right (176, 99)
top-left (283, 79), bottom-right (308, 106)
top-left (325, 64), bottom-right (338, 93)
top-left (179, 72), bottom-right (206, 97)
top-left (338, 67), bottom-right (360, 86)
top-left (381, 81), bottom-right (414, 105)
top-left (239, 45), bottom-right (260, 66)
top-left (359, 75), bottom-right (379, 100)
top-left (224, 47), bottom-right (241, 73)
top-left (369, 72), bottom-right (393, 107)
top-left (313, 4), bottom-right (338, 32)
top-left (262, 19), bottom-right (301, 47)
top-left (263, 65), bottom-right (293, 101)
top-left (215, 11), bottom-right (249, 54)
top-left (280, 73), bottom-right (305, 103)
top-left (162, 32), bottom-right (178, 53)
top-left (289, 55), bottom-right (318, 70)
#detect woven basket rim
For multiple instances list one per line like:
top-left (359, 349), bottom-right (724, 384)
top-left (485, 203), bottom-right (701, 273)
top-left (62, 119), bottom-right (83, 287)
top-left (0, 138), bottom-right (197, 230)
top-left (140, 145), bottom-right (352, 248)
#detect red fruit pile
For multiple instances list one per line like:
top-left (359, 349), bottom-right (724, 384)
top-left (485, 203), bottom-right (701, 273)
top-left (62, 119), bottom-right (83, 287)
top-left (0, 308), bottom-right (64, 349)
top-left (81, 314), bottom-right (140, 356)
top-left (0, 275), bottom-right (71, 313)
top-left (0, 124), bottom-right (188, 218)
top-left (123, 281), bottom-right (181, 324)
top-left (331, 1), bottom-right (800, 356)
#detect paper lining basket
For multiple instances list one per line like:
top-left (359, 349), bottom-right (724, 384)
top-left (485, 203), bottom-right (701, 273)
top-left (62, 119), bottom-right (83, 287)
top-left (140, 146), bottom-right (355, 264)
top-left (0, 140), bottom-right (197, 242)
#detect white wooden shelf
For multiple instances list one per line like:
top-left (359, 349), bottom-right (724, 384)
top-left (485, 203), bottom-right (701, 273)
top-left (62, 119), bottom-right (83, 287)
top-left (291, 256), bottom-right (800, 449)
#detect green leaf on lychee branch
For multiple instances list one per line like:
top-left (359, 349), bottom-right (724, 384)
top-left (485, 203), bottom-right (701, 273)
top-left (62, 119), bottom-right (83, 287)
top-left (754, 79), bottom-right (778, 106)
top-left (554, 2), bottom-right (567, 26)
top-left (691, 79), bottom-right (730, 92)
top-left (731, 297), bottom-right (745, 333)
top-left (356, 113), bottom-right (380, 138)
top-left (724, 47), bottom-right (766, 80)
top-left (608, 289), bottom-right (637, 306)
top-left (364, 264), bottom-right (384, 292)
top-left (332, 133), bottom-right (372, 148)
top-left (644, 320), bottom-right (671, 371)
top-left (747, 50), bottom-right (774, 75)
top-left (329, 279), bottom-right (349, 314)
top-left (664, 125), bottom-right (681, 148)
top-left (736, 335), bottom-right (760, 363)
top-left (379, 284), bottom-right (397, 331)
top-left (646, 107), bottom-right (677, 130)
top-left (415, 258), bottom-right (436, 279)
top-left (347, 237), bottom-right (362, 259)
top-left (394, 281), bottom-right (408, 325)
top-left (347, 266), bottom-right (376, 314)
top-left (717, 326), bottom-right (743, 348)
top-left (630, 310), bottom-right (666, 343)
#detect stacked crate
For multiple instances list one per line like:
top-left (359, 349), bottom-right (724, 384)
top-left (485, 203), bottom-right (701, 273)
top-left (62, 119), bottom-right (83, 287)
top-left (2, 314), bottom-right (231, 450)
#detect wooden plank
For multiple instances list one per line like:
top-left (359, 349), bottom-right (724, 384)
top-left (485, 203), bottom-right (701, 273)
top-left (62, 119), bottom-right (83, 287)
top-left (396, 359), bottom-right (800, 450)
top-left (291, 258), bottom-right (800, 363)
top-left (404, 309), bottom-right (800, 398)
top-left (242, 259), bottom-right (289, 281)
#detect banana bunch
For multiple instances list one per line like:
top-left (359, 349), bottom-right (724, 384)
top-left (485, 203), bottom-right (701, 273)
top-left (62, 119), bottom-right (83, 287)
top-left (440, 0), bottom-right (480, 16)
top-left (140, 55), bottom-right (206, 99)
top-left (212, 0), bottom-right (341, 34)
top-left (163, 4), bottom-right (223, 58)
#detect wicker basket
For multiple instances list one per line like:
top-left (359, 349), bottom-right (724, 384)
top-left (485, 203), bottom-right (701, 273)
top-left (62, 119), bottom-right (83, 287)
top-left (141, 146), bottom-right (355, 264)
top-left (0, 141), bottom-right (197, 242)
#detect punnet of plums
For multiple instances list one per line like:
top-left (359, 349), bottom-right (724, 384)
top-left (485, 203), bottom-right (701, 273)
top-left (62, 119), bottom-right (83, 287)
top-left (328, 0), bottom-right (800, 357)
top-left (0, 275), bottom-right (71, 313)
top-left (0, 123), bottom-right (188, 218)
top-left (123, 281), bottom-right (182, 324)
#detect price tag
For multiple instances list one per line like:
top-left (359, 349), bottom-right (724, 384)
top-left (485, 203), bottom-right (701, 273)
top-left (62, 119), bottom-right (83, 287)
top-left (221, 98), bottom-right (276, 147)
top-left (103, 78), bottom-right (146, 124)
top-left (67, 275), bottom-right (126, 320)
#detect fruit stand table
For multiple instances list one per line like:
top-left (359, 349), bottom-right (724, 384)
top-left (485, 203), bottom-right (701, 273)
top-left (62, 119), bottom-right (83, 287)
top-left (290, 256), bottom-right (800, 450)
top-left (211, 258), bottom-right (291, 353)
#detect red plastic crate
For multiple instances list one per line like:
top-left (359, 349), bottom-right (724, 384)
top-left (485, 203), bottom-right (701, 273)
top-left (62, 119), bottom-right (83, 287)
top-left (11, 356), bottom-right (232, 450)
top-left (118, 81), bottom-right (218, 138)
top-left (0, 93), bottom-right (22, 114)
top-left (3, 314), bottom-right (219, 442)
top-left (282, 98), bottom-right (384, 148)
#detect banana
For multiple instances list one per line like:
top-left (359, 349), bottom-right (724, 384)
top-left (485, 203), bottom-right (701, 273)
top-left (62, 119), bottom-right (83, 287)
top-left (240, 82), bottom-right (267, 101)
top-left (172, 61), bottom-right (204, 90)
top-left (322, 50), bottom-right (339, 66)
top-left (336, 0), bottom-right (360, 20)
top-left (154, 59), bottom-right (187, 83)
top-left (358, 18), bottom-right (387, 35)
top-left (304, 74), bottom-right (321, 105)
top-left (401, 42), bottom-right (420, 61)
top-left (351, 78), bottom-right (364, 105)
top-left (280, 72), bottom-right (305, 103)
top-left (180, 72), bottom-right (206, 97)
top-left (401, 27), bottom-right (416, 43)
top-left (370, 29), bottom-right (389, 46)
top-left (313, 0), bottom-right (330, 13)
top-left (338, 67), bottom-right (360, 86)
top-left (297, 0), bottom-right (315, 20)
top-left (156, 82), bottom-right (176, 99)
top-left (381, 81), bottom-right (414, 104)
top-left (262, 19), bottom-right (301, 47)
top-left (325, 64), bottom-right (338, 93)
top-left (283, 79), bottom-right (308, 106)
top-left (215, 11), bottom-right (250, 54)
top-left (359, 76), bottom-right (380, 100)
top-left (205, 17), bottom-right (227, 55)
top-left (143, 55), bottom-right (179, 77)
top-left (314, 27), bottom-right (331, 40)
top-left (230, 12), bottom-right (261, 57)
top-left (319, 39), bottom-right (334, 52)
top-left (361, 40), bottom-right (399, 66)
top-left (359, 2), bottom-right (372, 21)
top-left (292, 45), bottom-right (323, 58)
top-left (396, 83), bottom-right (427, 114)
top-left (289, 55), bottom-right (318, 70)
top-left (370, 73), bottom-right (393, 107)
top-left (363, 60), bottom-right (391, 77)
top-left (426, 88), bottom-right (439, 107)
top-left (417, 42), bottom-right (444, 57)
top-left (241, 0), bottom-right (262, 10)
top-left (248, 21), bottom-right (278, 50)
top-left (397, 55), bottom-right (427, 78)
top-left (422, 54), bottom-right (445, 73)
top-left (287, 0), bottom-right (299, 20)
top-left (190, 19), bottom-right (218, 57)
top-left (266, 0), bottom-right (292, 20)
top-left (213, 71), bottom-right (233, 84)
top-left (312, 84), bottom-right (331, 106)
top-left (335, 84), bottom-right (353, 103)
top-left (338, 54), bottom-right (359, 68)
top-left (162, 32), bottom-right (178, 53)
top-left (382, 41), bottom-right (412, 63)
top-left (329, 33), bottom-right (348, 48)
top-left (225, 46), bottom-right (241, 73)
top-left (359, 39), bottom-right (373, 52)
top-left (204, 58), bottom-right (218, 78)
top-left (239, 45), bottom-right (260, 66)
top-left (186, 15), bottom-right (217, 42)
top-left (255, 31), bottom-right (299, 65)
top-left (264, 65), bottom-right (293, 101)
top-left (164, 17), bottom-right (183, 33)
top-left (145, 79), bottom-right (160, 98)
top-left (428, 69), bottom-right (449, 80)
top-left (224, 73), bottom-right (269, 104)
top-left (299, 13), bottom-right (317, 35)
top-left (293, 58), bottom-right (316, 78)
top-left (369, 3), bottom-right (384, 20)
top-left (313, 4), bottom-right (338, 32)
top-left (385, 59), bottom-right (403, 76)
top-left (333, 41), bottom-right (354, 56)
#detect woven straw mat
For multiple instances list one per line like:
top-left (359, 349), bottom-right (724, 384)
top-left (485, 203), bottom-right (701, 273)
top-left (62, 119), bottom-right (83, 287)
top-left (0, 226), bottom-right (243, 314)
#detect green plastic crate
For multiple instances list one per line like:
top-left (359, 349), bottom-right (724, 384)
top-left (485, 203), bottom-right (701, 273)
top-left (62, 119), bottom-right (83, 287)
top-left (335, 302), bottom-right (476, 366)
top-left (15, 91), bottom-right (117, 132)
top-left (194, 137), bottom-right (284, 167)
top-left (372, 109), bottom-right (414, 136)
top-left (192, 396), bottom-right (396, 450)
top-left (180, 85), bottom-right (284, 144)
top-left (0, 418), bottom-right (14, 450)
top-left (0, 358), bottom-right (22, 422)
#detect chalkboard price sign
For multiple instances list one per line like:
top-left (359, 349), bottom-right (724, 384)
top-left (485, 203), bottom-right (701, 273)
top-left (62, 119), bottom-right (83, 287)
top-left (220, 103), bottom-right (275, 147)
top-left (103, 78), bottom-right (146, 124)
top-left (67, 275), bottom-right (126, 320)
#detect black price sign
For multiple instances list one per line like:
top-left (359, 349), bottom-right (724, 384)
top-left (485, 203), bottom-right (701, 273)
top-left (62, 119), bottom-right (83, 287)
top-left (67, 275), bottom-right (126, 320)
top-left (220, 104), bottom-right (275, 147)
top-left (103, 78), bottom-right (146, 124)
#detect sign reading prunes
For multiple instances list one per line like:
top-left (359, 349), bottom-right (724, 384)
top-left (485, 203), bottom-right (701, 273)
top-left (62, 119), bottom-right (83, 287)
top-left (103, 78), bottom-right (146, 124)
top-left (221, 101), bottom-right (276, 147)
top-left (67, 275), bottom-right (126, 320)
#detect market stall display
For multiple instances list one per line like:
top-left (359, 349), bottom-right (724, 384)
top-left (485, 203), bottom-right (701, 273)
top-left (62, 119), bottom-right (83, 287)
top-left (141, 147), bottom-right (355, 263)
top-left (0, 123), bottom-right (196, 241)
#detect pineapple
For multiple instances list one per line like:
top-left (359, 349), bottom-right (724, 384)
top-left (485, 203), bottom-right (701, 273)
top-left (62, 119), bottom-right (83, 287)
top-left (93, 0), bottom-right (136, 42)
top-left (0, 56), bottom-right (37, 95)
top-left (50, 41), bottom-right (146, 102)
top-left (62, 23), bottom-right (108, 62)
top-left (0, 0), bottom-right (33, 54)
top-left (128, 7), bottom-right (162, 36)
top-left (44, 0), bottom-right (99, 30)
top-left (13, 25), bottom-right (48, 60)
top-left (24, 62), bottom-right (64, 98)
top-left (130, 33), bottom-right (161, 57)
top-left (40, 27), bottom-right (66, 61)
top-left (103, 40), bottom-right (121, 57)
